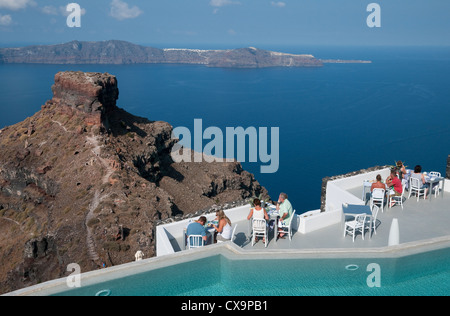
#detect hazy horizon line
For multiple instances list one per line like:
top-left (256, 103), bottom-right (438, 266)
top-left (1, 40), bottom-right (450, 50)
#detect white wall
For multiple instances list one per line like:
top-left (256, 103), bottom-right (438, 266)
top-left (298, 208), bottom-right (342, 234)
top-left (156, 205), bottom-right (252, 256)
top-left (331, 168), bottom-right (391, 191)
top-left (305, 168), bottom-right (392, 234)
top-left (325, 168), bottom-right (391, 211)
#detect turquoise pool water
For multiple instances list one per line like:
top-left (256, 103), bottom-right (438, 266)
top-left (55, 247), bottom-right (450, 296)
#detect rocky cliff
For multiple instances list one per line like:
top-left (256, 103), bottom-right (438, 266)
top-left (0, 71), bottom-right (268, 294)
top-left (0, 40), bottom-right (323, 68)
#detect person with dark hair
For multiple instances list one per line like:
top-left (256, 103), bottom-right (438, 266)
top-left (247, 198), bottom-right (269, 243)
top-left (386, 169), bottom-right (403, 206)
top-left (371, 174), bottom-right (386, 192)
top-left (411, 165), bottom-right (430, 199)
top-left (247, 199), bottom-right (269, 221)
top-left (396, 161), bottom-right (407, 180)
top-left (186, 216), bottom-right (208, 246)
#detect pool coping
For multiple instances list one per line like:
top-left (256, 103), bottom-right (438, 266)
top-left (4, 234), bottom-right (450, 296)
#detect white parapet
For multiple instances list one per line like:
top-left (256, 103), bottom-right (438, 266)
top-left (156, 204), bottom-right (252, 257)
top-left (298, 208), bottom-right (342, 234)
top-left (325, 168), bottom-right (391, 211)
top-left (297, 168), bottom-right (392, 235)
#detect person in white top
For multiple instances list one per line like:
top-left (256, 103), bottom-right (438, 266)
top-left (213, 210), bottom-right (233, 242)
top-left (247, 198), bottom-right (269, 243)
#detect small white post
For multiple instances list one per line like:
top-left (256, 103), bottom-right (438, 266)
top-left (388, 218), bottom-right (400, 246)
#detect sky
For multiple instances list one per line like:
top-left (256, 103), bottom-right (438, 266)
top-left (0, 0), bottom-right (449, 48)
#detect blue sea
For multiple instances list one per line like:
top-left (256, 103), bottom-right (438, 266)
top-left (1, 46), bottom-right (449, 213)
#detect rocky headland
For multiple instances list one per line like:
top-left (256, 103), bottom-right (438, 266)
top-left (0, 71), bottom-right (268, 294)
top-left (0, 40), bottom-right (325, 68)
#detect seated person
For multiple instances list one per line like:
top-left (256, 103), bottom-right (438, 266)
top-left (247, 198), bottom-right (269, 243)
top-left (371, 174), bottom-right (386, 192)
top-left (213, 210), bottom-right (233, 243)
top-left (396, 161), bottom-right (409, 187)
top-left (186, 216), bottom-right (208, 247)
top-left (247, 198), bottom-right (269, 221)
top-left (276, 193), bottom-right (293, 238)
top-left (386, 169), bottom-right (403, 205)
top-left (411, 165), bottom-right (430, 199)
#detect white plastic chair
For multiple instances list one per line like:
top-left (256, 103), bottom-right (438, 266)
top-left (389, 183), bottom-right (406, 210)
top-left (217, 224), bottom-right (238, 244)
top-left (188, 235), bottom-right (205, 249)
top-left (278, 211), bottom-right (296, 241)
top-left (409, 177), bottom-right (426, 202)
top-left (366, 205), bottom-right (379, 238)
top-left (429, 171), bottom-right (442, 197)
top-left (371, 188), bottom-right (385, 213)
top-left (231, 224), bottom-right (238, 243)
top-left (344, 214), bottom-right (367, 242)
top-left (252, 218), bottom-right (268, 248)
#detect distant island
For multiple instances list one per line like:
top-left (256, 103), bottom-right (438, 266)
top-left (0, 40), bottom-right (371, 68)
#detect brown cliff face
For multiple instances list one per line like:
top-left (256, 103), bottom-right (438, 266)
top-left (0, 71), bottom-right (268, 294)
top-left (50, 72), bottom-right (119, 127)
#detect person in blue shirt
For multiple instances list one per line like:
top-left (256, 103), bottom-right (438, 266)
top-left (186, 216), bottom-right (208, 246)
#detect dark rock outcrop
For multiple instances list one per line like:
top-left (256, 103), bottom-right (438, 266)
top-left (447, 155), bottom-right (450, 179)
top-left (49, 71), bottom-right (119, 127)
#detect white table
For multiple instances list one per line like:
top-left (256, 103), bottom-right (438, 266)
top-left (268, 211), bottom-right (279, 243)
top-left (362, 181), bottom-right (373, 201)
top-left (267, 204), bottom-right (281, 243)
top-left (425, 176), bottom-right (445, 202)
top-left (342, 204), bottom-right (371, 217)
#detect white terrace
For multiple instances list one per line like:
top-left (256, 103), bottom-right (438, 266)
top-left (7, 167), bottom-right (450, 296)
top-left (156, 167), bottom-right (450, 255)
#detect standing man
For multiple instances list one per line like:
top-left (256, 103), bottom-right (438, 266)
top-left (276, 193), bottom-right (293, 238)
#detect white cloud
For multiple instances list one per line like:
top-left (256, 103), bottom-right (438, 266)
top-left (0, 13), bottom-right (12, 26)
top-left (41, 5), bottom-right (86, 17)
top-left (110, 0), bottom-right (143, 21)
top-left (0, 0), bottom-right (35, 11)
top-left (271, 1), bottom-right (286, 8)
top-left (210, 0), bottom-right (241, 14)
top-left (41, 5), bottom-right (58, 16)
top-left (210, 0), bottom-right (240, 7)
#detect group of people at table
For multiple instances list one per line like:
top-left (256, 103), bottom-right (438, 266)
top-left (370, 161), bottom-right (439, 206)
top-left (186, 193), bottom-right (293, 247)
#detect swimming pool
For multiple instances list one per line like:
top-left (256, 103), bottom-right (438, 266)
top-left (54, 246), bottom-right (450, 296)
